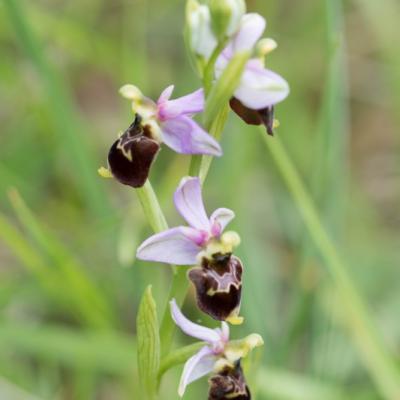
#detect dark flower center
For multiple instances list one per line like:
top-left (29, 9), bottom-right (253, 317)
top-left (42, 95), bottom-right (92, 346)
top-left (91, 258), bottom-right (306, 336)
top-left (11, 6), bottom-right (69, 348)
top-left (188, 254), bottom-right (243, 321)
top-left (107, 114), bottom-right (160, 188)
top-left (208, 361), bottom-right (251, 400)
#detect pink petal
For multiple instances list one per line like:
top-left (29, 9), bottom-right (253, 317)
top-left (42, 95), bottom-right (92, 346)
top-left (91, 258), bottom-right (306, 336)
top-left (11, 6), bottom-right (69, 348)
top-left (170, 299), bottom-right (221, 343)
top-left (158, 88), bottom-right (205, 121)
top-left (136, 226), bottom-right (202, 265)
top-left (174, 177), bottom-right (210, 231)
top-left (232, 13), bottom-right (266, 53)
top-left (235, 60), bottom-right (290, 109)
top-left (157, 85), bottom-right (175, 104)
top-left (161, 116), bottom-right (222, 156)
top-left (178, 345), bottom-right (215, 397)
top-left (209, 208), bottom-right (235, 236)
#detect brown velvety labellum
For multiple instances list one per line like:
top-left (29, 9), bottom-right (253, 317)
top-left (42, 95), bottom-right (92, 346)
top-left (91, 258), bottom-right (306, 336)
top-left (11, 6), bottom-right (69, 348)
top-left (188, 254), bottom-right (242, 321)
top-left (229, 98), bottom-right (275, 136)
top-left (208, 362), bottom-right (250, 400)
top-left (107, 115), bottom-right (160, 188)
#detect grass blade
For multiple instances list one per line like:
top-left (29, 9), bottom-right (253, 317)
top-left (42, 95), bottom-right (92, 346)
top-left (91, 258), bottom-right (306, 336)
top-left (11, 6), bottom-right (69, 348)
top-left (262, 132), bottom-right (400, 400)
top-left (3, 0), bottom-right (112, 219)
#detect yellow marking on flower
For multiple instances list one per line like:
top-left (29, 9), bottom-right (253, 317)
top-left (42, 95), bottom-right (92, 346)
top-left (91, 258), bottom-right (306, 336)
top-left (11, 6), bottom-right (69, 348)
top-left (98, 166), bottom-right (113, 178)
top-left (213, 358), bottom-right (234, 374)
top-left (256, 38), bottom-right (278, 58)
top-left (273, 119), bottom-right (280, 129)
top-left (221, 231), bottom-right (241, 249)
top-left (116, 140), bottom-right (133, 161)
top-left (119, 84), bottom-right (143, 101)
top-left (224, 333), bottom-right (264, 363)
top-left (199, 230), bottom-right (242, 262)
top-left (226, 315), bottom-right (244, 325)
top-left (144, 120), bottom-right (163, 142)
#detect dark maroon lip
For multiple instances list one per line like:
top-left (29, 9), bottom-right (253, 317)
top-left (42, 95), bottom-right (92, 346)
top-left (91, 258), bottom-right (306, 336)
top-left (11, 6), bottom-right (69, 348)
top-left (188, 254), bottom-right (243, 321)
top-left (208, 361), bottom-right (251, 400)
top-left (107, 114), bottom-right (160, 188)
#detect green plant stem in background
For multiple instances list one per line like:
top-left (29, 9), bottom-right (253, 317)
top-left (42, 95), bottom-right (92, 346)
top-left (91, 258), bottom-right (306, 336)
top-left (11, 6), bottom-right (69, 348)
top-left (262, 131), bottom-right (400, 400)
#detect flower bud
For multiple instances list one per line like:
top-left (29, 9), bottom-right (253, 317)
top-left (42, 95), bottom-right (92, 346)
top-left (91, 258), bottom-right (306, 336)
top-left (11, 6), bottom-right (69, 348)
top-left (209, 0), bottom-right (245, 40)
top-left (186, 0), bottom-right (217, 59)
top-left (256, 38), bottom-right (278, 58)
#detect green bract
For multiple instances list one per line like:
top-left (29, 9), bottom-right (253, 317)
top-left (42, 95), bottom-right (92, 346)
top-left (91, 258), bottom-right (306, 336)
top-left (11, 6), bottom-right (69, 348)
top-left (137, 286), bottom-right (160, 400)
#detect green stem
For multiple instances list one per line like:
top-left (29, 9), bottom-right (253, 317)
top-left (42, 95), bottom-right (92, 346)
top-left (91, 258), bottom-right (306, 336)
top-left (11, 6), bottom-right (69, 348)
top-left (136, 181), bottom-right (168, 233)
top-left (203, 39), bottom-right (229, 96)
top-left (188, 39), bottom-right (229, 177)
top-left (262, 131), bottom-right (400, 400)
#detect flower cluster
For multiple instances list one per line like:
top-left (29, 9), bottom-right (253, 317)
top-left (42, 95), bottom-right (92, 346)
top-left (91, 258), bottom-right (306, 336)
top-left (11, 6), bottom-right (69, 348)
top-left (104, 0), bottom-right (289, 397)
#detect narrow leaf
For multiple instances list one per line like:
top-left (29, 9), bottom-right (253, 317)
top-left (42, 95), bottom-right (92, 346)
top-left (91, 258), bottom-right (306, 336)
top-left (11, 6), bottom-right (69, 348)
top-left (137, 286), bottom-right (160, 400)
top-left (158, 342), bottom-right (204, 380)
top-left (204, 51), bottom-right (249, 129)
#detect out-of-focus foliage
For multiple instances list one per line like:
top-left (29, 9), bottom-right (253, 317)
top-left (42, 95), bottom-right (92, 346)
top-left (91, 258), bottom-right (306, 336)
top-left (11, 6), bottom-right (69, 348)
top-left (0, 0), bottom-right (399, 399)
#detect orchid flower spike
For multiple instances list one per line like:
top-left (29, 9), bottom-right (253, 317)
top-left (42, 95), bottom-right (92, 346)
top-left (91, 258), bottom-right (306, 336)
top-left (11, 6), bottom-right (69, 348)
top-left (105, 85), bottom-right (222, 188)
top-left (137, 177), bottom-right (244, 322)
top-left (215, 13), bottom-right (290, 135)
top-left (170, 299), bottom-right (263, 398)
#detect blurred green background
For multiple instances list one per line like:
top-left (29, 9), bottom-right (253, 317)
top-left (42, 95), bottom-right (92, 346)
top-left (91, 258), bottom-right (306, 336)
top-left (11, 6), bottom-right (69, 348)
top-left (0, 0), bottom-right (399, 399)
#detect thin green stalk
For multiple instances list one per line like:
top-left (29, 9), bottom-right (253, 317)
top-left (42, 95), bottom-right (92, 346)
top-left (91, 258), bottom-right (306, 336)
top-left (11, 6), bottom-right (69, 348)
top-left (202, 39), bottom-right (229, 96)
top-left (262, 132), bottom-right (400, 400)
top-left (136, 181), bottom-right (168, 233)
top-left (281, 0), bottom-right (349, 364)
top-left (188, 40), bottom-right (227, 177)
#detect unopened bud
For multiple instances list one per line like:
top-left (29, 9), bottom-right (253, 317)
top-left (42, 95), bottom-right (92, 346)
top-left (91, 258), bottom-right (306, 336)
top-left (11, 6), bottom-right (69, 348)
top-left (119, 84), bottom-right (143, 101)
top-left (186, 0), bottom-right (217, 59)
top-left (209, 0), bottom-right (245, 40)
top-left (256, 38), bottom-right (278, 58)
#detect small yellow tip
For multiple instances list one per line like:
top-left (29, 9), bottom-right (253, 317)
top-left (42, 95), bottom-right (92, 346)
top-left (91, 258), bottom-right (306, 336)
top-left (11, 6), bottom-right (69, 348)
top-left (98, 166), bottom-right (113, 179)
top-left (119, 84), bottom-right (143, 101)
top-left (257, 38), bottom-right (278, 56)
top-left (226, 315), bottom-right (244, 325)
top-left (221, 231), bottom-right (241, 248)
top-left (273, 119), bottom-right (280, 129)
